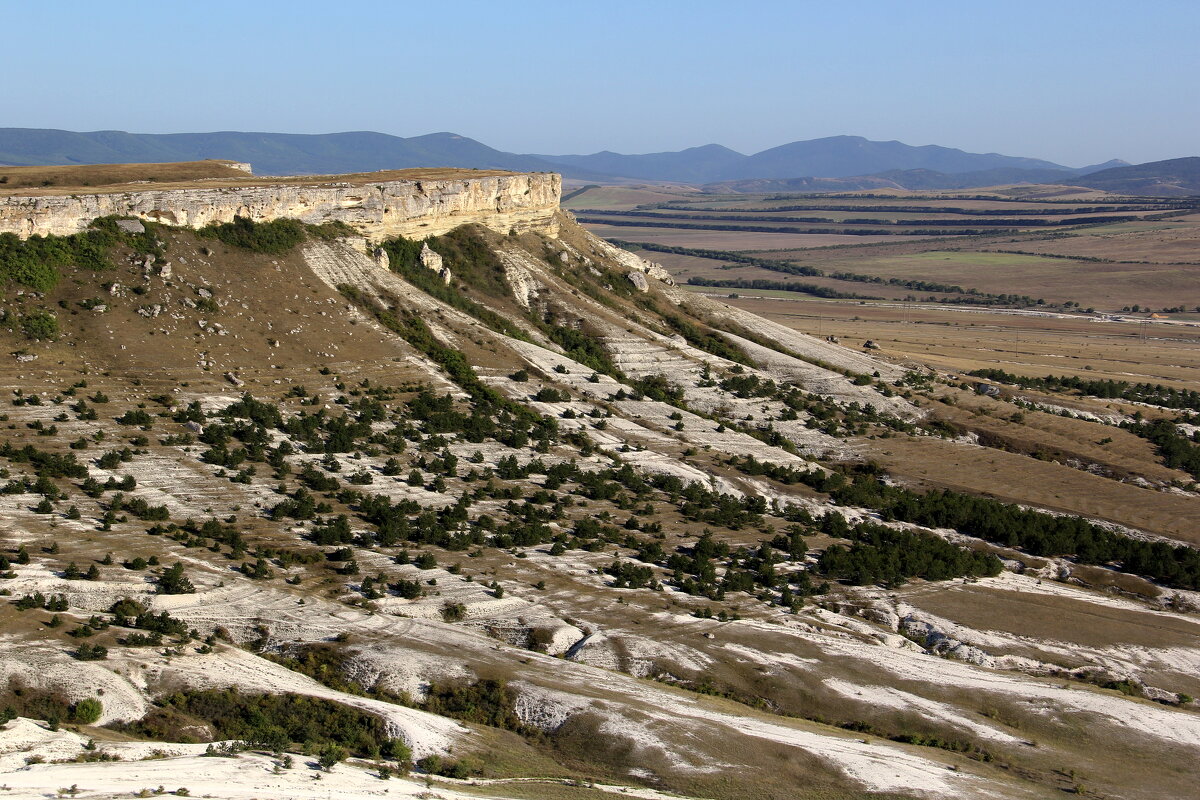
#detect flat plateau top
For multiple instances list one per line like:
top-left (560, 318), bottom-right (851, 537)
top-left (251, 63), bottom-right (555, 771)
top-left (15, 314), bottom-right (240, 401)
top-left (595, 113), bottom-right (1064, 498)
top-left (0, 160), bottom-right (525, 198)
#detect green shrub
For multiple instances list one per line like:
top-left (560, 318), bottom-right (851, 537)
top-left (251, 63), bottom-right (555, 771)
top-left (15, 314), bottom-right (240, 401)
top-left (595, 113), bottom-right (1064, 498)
top-left (70, 697), bottom-right (102, 724)
top-left (0, 228), bottom-right (114, 291)
top-left (198, 217), bottom-right (306, 254)
top-left (73, 642), bottom-right (108, 661)
top-left (19, 310), bottom-right (59, 341)
top-left (117, 689), bottom-right (407, 760)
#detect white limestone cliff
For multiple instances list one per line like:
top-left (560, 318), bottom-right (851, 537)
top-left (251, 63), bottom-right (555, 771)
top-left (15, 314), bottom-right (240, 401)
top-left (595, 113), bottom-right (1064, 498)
top-left (0, 172), bottom-right (561, 242)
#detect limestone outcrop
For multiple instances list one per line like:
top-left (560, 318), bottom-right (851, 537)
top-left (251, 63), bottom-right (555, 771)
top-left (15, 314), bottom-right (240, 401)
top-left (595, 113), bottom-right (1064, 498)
top-left (0, 172), bottom-right (561, 242)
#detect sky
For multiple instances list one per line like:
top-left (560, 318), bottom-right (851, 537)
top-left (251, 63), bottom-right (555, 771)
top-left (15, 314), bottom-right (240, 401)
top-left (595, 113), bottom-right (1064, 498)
top-left (3, 0), bottom-right (1197, 167)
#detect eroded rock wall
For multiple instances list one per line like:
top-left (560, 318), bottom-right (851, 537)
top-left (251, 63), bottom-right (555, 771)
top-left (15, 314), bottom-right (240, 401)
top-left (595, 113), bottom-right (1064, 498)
top-left (0, 172), bottom-right (561, 241)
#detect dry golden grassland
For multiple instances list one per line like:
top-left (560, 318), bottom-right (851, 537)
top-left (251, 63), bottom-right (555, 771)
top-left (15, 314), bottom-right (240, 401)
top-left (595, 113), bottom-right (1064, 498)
top-left (726, 296), bottom-right (1200, 386)
top-left (0, 162), bottom-right (517, 197)
top-left (0, 160), bottom-right (254, 189)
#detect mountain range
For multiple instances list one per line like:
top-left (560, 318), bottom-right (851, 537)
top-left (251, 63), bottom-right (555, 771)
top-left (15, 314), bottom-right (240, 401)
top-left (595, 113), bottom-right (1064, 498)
top-left (1, 127), bottom-right (1194, 194)
top-left (533, 137), bottom-right (1123, 183)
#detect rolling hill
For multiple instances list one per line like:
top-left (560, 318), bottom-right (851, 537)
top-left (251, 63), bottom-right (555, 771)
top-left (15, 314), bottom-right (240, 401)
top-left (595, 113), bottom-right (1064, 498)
top-left (536, 135), bottom-right (1088, 182)
top-left (1, 128), bottom-right (1128, 186)
top-left (1069, 156), bottom-right (1200, 196)
top-left (0, 128), bottom-right (574, 177)
top-left (704, 163), bottom-right (1130, 193)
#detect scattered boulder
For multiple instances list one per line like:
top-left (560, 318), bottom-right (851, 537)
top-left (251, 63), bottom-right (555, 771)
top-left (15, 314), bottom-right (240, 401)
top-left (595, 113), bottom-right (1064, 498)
top-left (626, 271), bottom-right (649, 292)
top-left (115, 219), bottom-right (145, 235)
top-left (224, 371), bottom-right (244, 387)
top-left (372, 247), bottom-right (390, 271)
top-left (419, 242), bottom-right (443, 272)
top-left (417, 243), bottom-right (452, 284)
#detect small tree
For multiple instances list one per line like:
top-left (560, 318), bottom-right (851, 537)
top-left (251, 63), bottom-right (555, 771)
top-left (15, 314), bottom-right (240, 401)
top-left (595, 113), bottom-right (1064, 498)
top-left (74, 642), bottom-right (108, 661)
top-left (157, 562), bottom-right (195, 594)
top-left (317, 743), bottom-right (347, 771)
top-left (70, 698), bottom-right (102, 724)
top-left (20, 310), bottom-right (59, 341)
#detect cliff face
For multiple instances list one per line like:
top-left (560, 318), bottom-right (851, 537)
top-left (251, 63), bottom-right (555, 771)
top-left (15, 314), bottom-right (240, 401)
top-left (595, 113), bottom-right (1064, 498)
top-left (0, 172), bottom-right (561, 240)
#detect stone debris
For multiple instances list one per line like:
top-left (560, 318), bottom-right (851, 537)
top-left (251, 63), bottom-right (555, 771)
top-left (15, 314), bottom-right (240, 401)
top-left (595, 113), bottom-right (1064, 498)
top-left (626, 271), bottom-right (649, 292)
top-left (419, 243), bottom-right (443, 272)
top-left (223, 371), bottom-right (244, 387)
top-left (420, 242), bottom-right (453, 284)
top-left (372, 247), bottom-right (390, 271)
top-left (115, 219), bottom-right (145, 234)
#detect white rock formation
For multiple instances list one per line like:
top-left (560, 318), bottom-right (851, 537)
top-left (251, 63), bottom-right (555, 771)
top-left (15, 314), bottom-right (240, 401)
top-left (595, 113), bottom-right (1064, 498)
top-left (0, 172), bottom-right (561, 241)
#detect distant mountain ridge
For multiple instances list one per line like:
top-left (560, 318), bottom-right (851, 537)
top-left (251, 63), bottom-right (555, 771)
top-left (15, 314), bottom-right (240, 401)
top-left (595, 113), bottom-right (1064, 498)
top-left (1067, 157), bottom-right (1200, 197)
top-left (535, 135), bottom-right (1095, 183)
top-left (1, 128), bottom-right (1114, 185)
top-left (704, 163), bottom-right (1131, 194)
top-left (3, 128), bottom-right (1191, 195)
top-left (0, 128), bottom-right (576, 178)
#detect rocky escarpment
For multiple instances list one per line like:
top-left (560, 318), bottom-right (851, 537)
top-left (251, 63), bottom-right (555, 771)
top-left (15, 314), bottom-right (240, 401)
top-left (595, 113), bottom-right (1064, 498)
top-left (0, 171), bottom-right (561, 241)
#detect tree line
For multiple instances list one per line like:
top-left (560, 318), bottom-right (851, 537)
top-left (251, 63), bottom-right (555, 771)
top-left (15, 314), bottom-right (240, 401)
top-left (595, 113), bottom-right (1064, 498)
top-left (968, 368), bottom-right (1200, 412)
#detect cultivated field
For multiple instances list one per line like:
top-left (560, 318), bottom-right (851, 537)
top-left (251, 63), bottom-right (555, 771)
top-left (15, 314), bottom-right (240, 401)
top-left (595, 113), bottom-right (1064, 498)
top-left (571, 184), bottom-right (1200, 311)
top-left (723, 296), bottom-right (1200, 386)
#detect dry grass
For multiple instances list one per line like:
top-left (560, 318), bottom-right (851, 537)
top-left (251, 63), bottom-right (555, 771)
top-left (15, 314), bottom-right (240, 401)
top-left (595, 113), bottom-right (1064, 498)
top-left (867, 434), bottom-right (1200, 544)
top-left (725, 295), bottom-right (1200, 387)
top-left (0, 160), bottom-right (254, 189)
top-left (907, 585), bottom-right (1200, 649)
top-left (844, 250), bottom-right (1200, 309)
top-left (0, 162), bottom-right (519, 197)
top-left (562, 185), bottom-right (698, 211)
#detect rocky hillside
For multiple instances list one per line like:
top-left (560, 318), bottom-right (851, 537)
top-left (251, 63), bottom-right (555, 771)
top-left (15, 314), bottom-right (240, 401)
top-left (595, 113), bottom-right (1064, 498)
top-left (0, 172), bottom-right (1198, 800)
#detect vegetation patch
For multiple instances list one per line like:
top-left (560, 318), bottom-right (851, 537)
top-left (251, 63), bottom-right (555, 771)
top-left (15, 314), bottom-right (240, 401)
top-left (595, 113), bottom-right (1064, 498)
top-left (197, 216), bottom-right (307, 254)
top-left (113, 688), bottom-right (411, 762)
top-left (0, 228), bottom-right (114, 291)
top-left (379, 230), bottom-right (527, 339)
top-left (969, 368), bottom-right (1200, 412)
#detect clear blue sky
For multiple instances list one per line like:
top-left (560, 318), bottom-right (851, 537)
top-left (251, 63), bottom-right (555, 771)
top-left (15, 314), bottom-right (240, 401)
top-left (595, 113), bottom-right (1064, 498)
top-left (4, 0), bottom-right (1197, 166)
